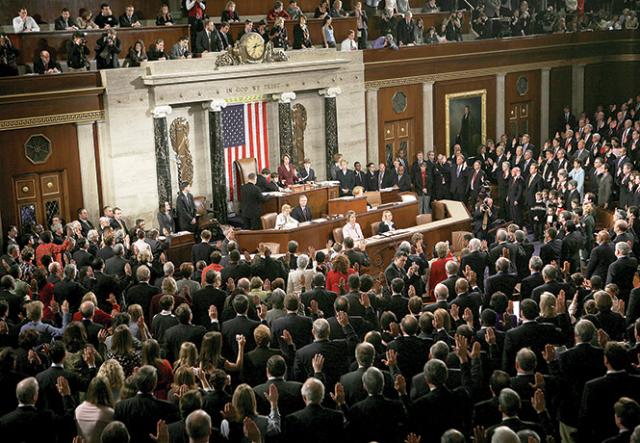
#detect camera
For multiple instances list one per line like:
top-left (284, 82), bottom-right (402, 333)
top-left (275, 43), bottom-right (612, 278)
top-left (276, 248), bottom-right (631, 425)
top-left (105, 36), bottom-right (113, 44)
top-left (480, 204), bottom-right (489, 211)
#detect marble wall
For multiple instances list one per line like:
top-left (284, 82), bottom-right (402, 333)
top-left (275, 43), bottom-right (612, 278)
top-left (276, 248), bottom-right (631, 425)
top-left (96, 49), bottom-right (366, 230)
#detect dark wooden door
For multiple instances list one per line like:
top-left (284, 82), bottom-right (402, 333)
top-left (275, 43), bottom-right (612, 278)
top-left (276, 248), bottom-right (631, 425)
top-left (381, 118), bottom-right (414, 168)
top-left (13, 170), bottom-right (69, 232)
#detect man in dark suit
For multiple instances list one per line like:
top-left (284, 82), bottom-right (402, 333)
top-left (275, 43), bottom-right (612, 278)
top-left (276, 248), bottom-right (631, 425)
top-left (87, 258), bottom-right (131, 312)
top-left (485, 388), bottom-right (550, 440)
top-left (54, 264), bottom-right (88, 314)
top-left (79, 301), bottom-right (106, 349)
top-left (395, 166), bottom-right (412, 192)
top-left (363, 162), bottom-right (378, 192)
top-left (467, 160), bottom-right (487, 207)
top-left (54, 8), bottom-right (78, 30)
top-left (461, 239), bottom-right (490, 292)
top-left (72, 238), bottom-right (94, 269)
top-left (191, 270), bottom-right (226, 327)
top-left (241, 173), bottom-right (272, 230)
top-left (109, 207), bottom-right (129, 235)
top-left (293, 313), bottom-right (360, 388)
top-left (506, 167), bottom-right (524, 227)
top-left (524, 163), bottom-right (545, 221)
top-left (337, 162), bottom-right (356, 196)
top-left (126, 266), bottom-right (159, 324)
top-left (353, 162), bottom-right (365, 188)
top-left (485, 258), bottom-right (519, 301)
top-left (104, 244), bottom-right (129, 278)
top-left (489, 230), bottom-right (521, 275)
top-left (176, 182), bottom-right (197, 233)
top-left (195, 19), bottom-right (223, 53)
top-left (520, 256), bottom-right (544, 301)
top-left (530, 264), bottom-right (572, 305)
top-left (220, 251), bottom-right (251, 289)
top-left (343, 237), bottom-right (370, 269)
top-left (578, 342), bottom-right (640, 443)
top-left (385, 252), bottom-right (420, 297)
top-left (221, 294), bottom-right (265, 359)
top-left (560, 220), bottom-right (583, 274)
top-left (425, 283), bottom-right (451, 313)
top-left (540, 228), bottom-right (562, 266)
top-left (375, 163), bottom-right (395, 190)
top-left (77, 207), bottom-right (94, 237)
top-left (191, 230), bottom-right (215, 265)
top-left (271, 295), bottom-right (313, 352)
top-left (164, 304), bottom-right (212, 363)
top-left (440, 261), bottom-right (461, 302)
top-left (472, 369), bottom-right (511, 429)
top-left (387, 315), bottom-right (431, 388)
top-left (301, 273), bottom-right (338, 318)
top-left (33, 50), bottom-right (62, 74)
top-left (450, 155), bottom-right (469, 202)
top-left (0, 376), bottom-right (77, 443)
top-left (553, 319), bottom-right (606, 436)
top-left (256, 169), bottom-right (274, 192)
top-left (606, 242), bottom-right (638, 303)
top-left (114, 366), bottom-right (179, 443)
top-left (340, 343), bottom-right (397, 406)
top-left (434, 155), bottom-right (452, 200)
top-left (253, 355), bottom-right (304, 417)
top-left (290, 195), bottom-right (313, 223)
top-left (251, 246), bottom-right (288, 285)
top-left (298, 158), bottom-right (316, 183)
top-left (502, 299), bottom-right (570, 375)
top-left (284, 377), bottom-right (345, 443)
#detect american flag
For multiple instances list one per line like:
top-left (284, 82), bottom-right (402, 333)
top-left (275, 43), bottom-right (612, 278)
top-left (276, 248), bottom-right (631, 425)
top-left (222, 102), bottom-right (270, 201)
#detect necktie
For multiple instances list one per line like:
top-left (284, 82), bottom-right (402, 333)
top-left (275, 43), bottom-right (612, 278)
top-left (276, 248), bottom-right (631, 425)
top-left (379, 172), bottom-right (383, 188)
top-left (457, 166), bottom-right (461, 177)
top-left (528, 175), bottom-right (533, 187)
top-left (482, 211), bottom-right (488, 230)
top-left (303, 208), bottom-right (307, 221)
top-left (472, 171), bottom-right (477, 190)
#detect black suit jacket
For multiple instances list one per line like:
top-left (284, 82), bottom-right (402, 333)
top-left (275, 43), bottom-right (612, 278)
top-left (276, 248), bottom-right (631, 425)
top-left (484, 271), bottom-right (518, 300)
top-left (345, 394), bottom-right (408, 443)
top-left (300, 287), bottom-right (338, 317)
top-left (0, 398), bottom-right (77, 443)
top-left (33, 58), bottom-right (62, 74)
top-left (191, 285), bottom-right (226, 326)
top-left (241, 182), bottom-right (271, 219)
top-left (339, 367), bottom-right (397, 406)
top-left (195, 29), bottom-right (223, 53)
top-left (254, 378), bottom-right (304, 418)
top-left (524, 173), bottom-right (545, 206)
top-left (540, 239), bottom-right (562, 265)
top-left (606, 256), bottom-right (639, 302)
top-left (520, 272), bottom-right (544, 301)
top-left (285, 403), bottom-right (344, 443)
top-left (109, 218), bottom-right (129, 235)
top-left (344, 249), bottom-right (370, 269)
top-left (126, 282), bottom-right (159, 323)
top-left (290, 205), bottom-right (313, 223)
top-left (53, 278), bottom-right (88, 313)
top-left (410, 385), bottom-right (469, 443)
top-left (298, 167), bottom-right (316, 183)
top-left (396, 174), bottom-right (412, 192)
top-left (387, 335), bottom-right (431, 388)
top-left (191, 242), bottom-right (215, 265)
top-left (72, 249), bottom-right (94, 269)
top-left (114, 393), bottom-right (179, 443)
top-left (560, 230), bottom-right (584, 274)
top-left (375, 170), bottom-right (395, 189)
top-left (54, 16), bottom-right (78, 30)
top-left (164, 323), bottom-right (208, 363)
top-left (221, 315), bottom-right (263, 359)
top-left (176, 192), bottom-right (197, 232)
top-left (104, 255), bottom-right (130, 278)
top-left (271, 312), bottom-right (313, 351)
top-left (337, 169), bottom-right (356, 195)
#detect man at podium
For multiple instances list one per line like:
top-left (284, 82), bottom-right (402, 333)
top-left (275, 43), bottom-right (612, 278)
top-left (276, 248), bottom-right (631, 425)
top-left (291, 195), bottom-right (313, 223)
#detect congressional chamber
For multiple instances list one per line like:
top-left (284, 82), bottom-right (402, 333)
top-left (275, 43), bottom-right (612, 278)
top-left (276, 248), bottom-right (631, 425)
top-left (1, 0), bottom-right (640, 442)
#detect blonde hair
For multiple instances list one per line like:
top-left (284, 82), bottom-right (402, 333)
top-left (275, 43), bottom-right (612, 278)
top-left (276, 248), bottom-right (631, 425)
top-left (539, 292), bottom-right (557, 318)
top-left (434, 308), bottom-right (452, 331)
top-left (127, 304), bottom-right (144, 322)
top-left (281, 204), bottom-right (292, 212)
top-left (87, 376), bottom-right (115, 409)
top-left (97, 359), bottom-right (125, 392)
top-left (435, 241), bottom-right (449, 259)
top-left (174, 342), bottom-right (198, 370)
top-left (382, 210), bottom-right (392, 221)
top-left (162, 277), bottom-right (177, 295)
top-left (583, 203), bottom-right (594, 216)
top-left (232, 384), bottom-right (258, 419)
top-left (137, 249), bottom-right (151, 264)
top-left (353, 186), bottom-right (364, 197)
top-left (226, 1), bottom-right (236, 9)
top-left (254, 324), bottom-right (271, 348)
top-left (27, 301), bottom-right (44, 322)
top-left (82, 292), bottom-right (99, 306)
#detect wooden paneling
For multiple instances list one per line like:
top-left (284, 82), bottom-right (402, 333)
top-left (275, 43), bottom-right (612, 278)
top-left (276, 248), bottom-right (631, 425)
top-left (8, 25), bottom-right (190, 64)
top-left (433, 76), bottom-right (497, 156)
top-left (367, 12), bottom-right (470, 40)
top-left (584, 61), bottom-right (640, 118)
top-left (2, 1), bottom-right (164, 25)
top-left (548, 66), bottom-right (572, 137)
top-left (363, 30), bottom-right (640, 84)
top-left (227, 17), bottom-right (358, 49)
top-left (261, 185), bottom-right (339, 220)
top-left (505, 70), bottom-right (541, 148)
top-left (0, 124), bottom-right (83, 231)
top-left (377, 83), bottom-right (423, 164)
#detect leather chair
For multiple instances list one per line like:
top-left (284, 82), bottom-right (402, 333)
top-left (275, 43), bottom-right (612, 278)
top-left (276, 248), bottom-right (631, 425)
top-left (260, 213), bottom-right (278, 230)
top-left (371, 221), bottom-right (381, 236)
top-left (333, 227), bottom-right (344, 244)
top-left (451, 230), bottom-right (473, 256)
top-left (194, 196), bottom-right (217, 231)
top-left (263, 242), bottom-right (280, 254)
top-left (234, 157), bottom-right (258, 185)
top-left (399, 192), bottom-right (418, 202)
top-left (416, 214), bottom-right (432, 225)
top-left (366, 191), bottom-right (382, 208)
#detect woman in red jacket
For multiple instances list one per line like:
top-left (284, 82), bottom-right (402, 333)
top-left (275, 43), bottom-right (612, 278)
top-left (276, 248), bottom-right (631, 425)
top-left (277, 154), bottom-right (299, 186)
top-left (326, 254), bottom-right (356, 294)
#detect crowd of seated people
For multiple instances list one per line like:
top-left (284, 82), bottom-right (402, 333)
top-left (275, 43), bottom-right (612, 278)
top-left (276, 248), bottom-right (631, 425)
top-left (3, 97), bottom-right (640, 442)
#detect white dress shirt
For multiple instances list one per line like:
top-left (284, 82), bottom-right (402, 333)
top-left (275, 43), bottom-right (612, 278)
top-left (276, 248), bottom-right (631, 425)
top-left (13, 16), bottom-right (40, 33)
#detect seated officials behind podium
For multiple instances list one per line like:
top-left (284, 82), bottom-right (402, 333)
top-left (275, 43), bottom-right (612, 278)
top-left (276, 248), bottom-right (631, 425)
top-left (379, 210), bottom-right (396, 233)
top-left (241, 172), bottom-right (272, 230)
top-left (291, 195), bottom-right (313, 223)
top-left (275, 204), bottom-right (299, 230)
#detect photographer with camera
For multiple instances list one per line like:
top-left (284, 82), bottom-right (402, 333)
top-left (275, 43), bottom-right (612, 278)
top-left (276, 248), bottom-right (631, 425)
top-left (472, 198), bottom-right (497, 241)
top-left (94, 29), bottom-right (122, 70)
top-left (67, 31), bottom-right (91, 72)
top-left (0, 33), bottom-right (20, 77)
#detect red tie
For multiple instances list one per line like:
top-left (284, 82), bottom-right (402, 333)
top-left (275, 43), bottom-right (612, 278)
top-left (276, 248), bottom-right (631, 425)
top-left (472, 171), bottom-right (478, 189)
top-left (565, 139), bottom-right (569, 148)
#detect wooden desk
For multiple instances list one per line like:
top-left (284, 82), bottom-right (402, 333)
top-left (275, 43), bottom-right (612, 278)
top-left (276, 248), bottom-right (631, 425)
top-left (238, 200), bottom-right (419, 252)
top-left (261, 184), bottom-right (339, 220)
top-left (327, 195), bottom-right (367, 216)
top-left (8, 25), bottom-right (190, 65)
top-left (162, 232), bottom-right (195, 265)
top-left (380, 188), bottom-right (400, 204)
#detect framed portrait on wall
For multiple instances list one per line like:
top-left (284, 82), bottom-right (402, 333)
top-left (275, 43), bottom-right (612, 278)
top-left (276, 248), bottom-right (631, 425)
top-left (445, 90), bottom-right (487, 158)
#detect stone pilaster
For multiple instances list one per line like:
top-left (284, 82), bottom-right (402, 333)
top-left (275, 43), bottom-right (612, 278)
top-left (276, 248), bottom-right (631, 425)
top-left (151, 105), bottom-right (173, 205)
top-left (572, 64), bottom-right (585, 115)
top-left (540, 67), bottom-right (551, 142)
top-left (203, 99), bottom-right (228, 223)
top-left (272, 92), bottom-right (296, 163)
top-left (319, 87), bottom-right (342, 179)
top-left (495, 73), bottom-right (506, 139)
top-left (365, 88), bottom-right (379, 164)
top-left (75, 120), bottom-right (100, 222)
top-left (422, 82), bottom-right (435, 153)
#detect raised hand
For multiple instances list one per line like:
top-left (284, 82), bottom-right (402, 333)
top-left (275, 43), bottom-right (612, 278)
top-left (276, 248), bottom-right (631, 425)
top-left (244, 417), bottom-right (261, 443)
top-left (281, 329), bottom-right (293, 346)
top-left (389, 321), bottom-right (400, 338)
top-left (310, 300), bottom-right (319, 315)
top-left (336, 310), bottom-right (349, 327)
top-left (73, 436), bottom-right (86, 443)
top-left (83, 346), bottom-right (96, 367)
top-left (264, 383), bottom-right (279, 408)
top-left (531, 388), bottom-right (546, 413)
top-left (221, 403), bottom-right (239, 422)
top-left (237, 335), bottom-right (246, 348)
top-left (529, 372), bottom-right (546, 390)
top-left (339, 277), bottom-right (346, 292)
top-left (485, 327), bottom-right (496, 346)
top-left (208, 305), bottom-right (218, 321)
top-left (463, 307), bottom-right (474, 326)
top-left (542, 343), bottom-right (555, 363)
top-left (359, 292), bottom-right (371, 309)
top-left (382, 349), bottom-right (398, 367)
top-left (394, 374), bottom-right (407, 396)
top-left (263, 279), bottom-right (271, 292)
top-left (28, 349), bottom-right (41, 366)
top-left (124, 262), bottom-right (132, 277)
top-left (432, 313), bottom-right (444, 330)
top-left (98, 328), bottom-right (108, 344)
top-left (597, 329), bottom-right (609, 348)
top-left (453, 334), bottom-right (469, 363)
top-left (408, 285), bottom-right (416, 298)
top-left (354, 262), bottom-right (360, 275)
top-left (150, 420), bottom-right (169, 443)
top-left (56, 376), bottom-right (71, 396)
top-left (258, 304), bottom-right (268, 320)
top-left (330, 382), bottom-right (345, 405)
top-left (300, 274), bottom-right (306, 288)
top-left (450, 304), bottom-right (460, 321)
top-left (473, 426), bottom-right (488, 443)
top-left (312, 353), bottom-right (325, 373)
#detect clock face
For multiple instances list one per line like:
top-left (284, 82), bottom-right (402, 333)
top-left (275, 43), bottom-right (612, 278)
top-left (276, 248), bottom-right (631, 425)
top-left (392, 91), bottom-right (407, 114)
top-left (242, 32), bottom-right (265, 60)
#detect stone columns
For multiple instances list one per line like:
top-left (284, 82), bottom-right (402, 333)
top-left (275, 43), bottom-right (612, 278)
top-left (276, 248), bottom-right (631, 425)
top-left (272, 92), bottom-right (297, 163)
top-left (365, 88), bottom-right (379, 164)
top-left (495, 73), bottom-right (506, 139)
top-left (76, 121), bottom-right (100, 221)
top-left (151, 105), bottom-right (173, 206)
top-left (203, 99), bottom-right (229, 224)
top-left (540, 68), bottom-right (551, 143)
top-left (422, 82), bottom-right (435, 153)
top-left (319, 87), bottom-right (342, 180)
top-left (572, 64), bottom-right (585, 115)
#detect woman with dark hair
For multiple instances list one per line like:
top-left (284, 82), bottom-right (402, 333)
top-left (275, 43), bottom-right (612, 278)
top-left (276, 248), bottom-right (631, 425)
top-left (200, 331), bottom-right (245, 376)
top-left (221, 384), bottom-right (281, 441)
top-left (63, 321), bottom-right (106, 375)
top-left (106, 325), bottom-right (141, 377)
top-left (156, 4), bottom-right (174, 26)
top-left (128, 40), bottom-right (147, 67)
top-left (141, 339), bottom-right (173, 400)
top-left (14, 329), bottom-right (48, 376)
top-left (326, 254), bottom-right (356, 293)
top-left (32, 268), bottom-right (55, 321)
top-left (75, 376), bottom-right (115, 443)
top-left (293, 15), bottom-right (313, 49)
top-left (277, 154), bottom-right (299, 186)
top-left (321, 16), bottom-right (336, 48)
top-left (157, 201), bottom-right (175, 235)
